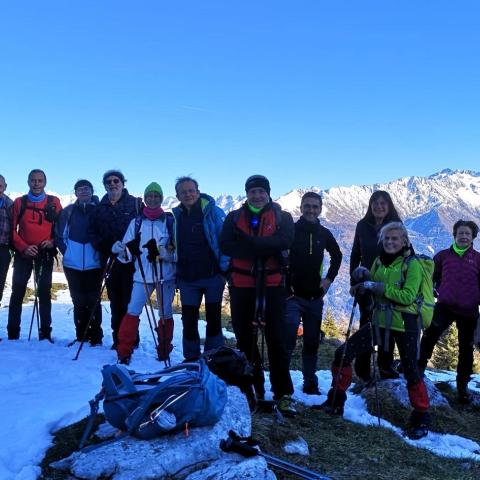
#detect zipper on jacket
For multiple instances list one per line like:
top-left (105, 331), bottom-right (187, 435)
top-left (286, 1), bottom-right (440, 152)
top-left (309, 233), bottom-right (312, 255)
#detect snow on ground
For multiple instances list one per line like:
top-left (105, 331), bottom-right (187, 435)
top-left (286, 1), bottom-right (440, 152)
top-left (0, 275), bottom-right (480, 479)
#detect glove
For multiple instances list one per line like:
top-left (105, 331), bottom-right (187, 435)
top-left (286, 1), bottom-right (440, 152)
top-left (362, 281), bottom-right (385, 295)
top-left (125, 237), bottom-right (141, 257)
top-left (143, 239), bottom-right (160, 263)
top-left (351, 266), bottom-right (371, 285)
top-left (111, 240), bottom-right (126, 255)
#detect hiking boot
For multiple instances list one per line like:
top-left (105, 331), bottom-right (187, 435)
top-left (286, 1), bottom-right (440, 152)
top-left (404, 424), bottom-right (429, 440)
top-left (39, 332), bottom-right (54, 343)
top-left (276, 395), bottom-right (297, 417)
top-left (118, 355), bottom-right (131, 365)
top-left (404, 410), bottom-right (430, 440)
top-left (90, 340), bottom-right (103, 347)
top-left (302, 384), bottom-right (321, 395)
top-left (317, 388), bottom-right (346, 416)
top-left (457, 380), bottom-right (472, 404)
top-left (379, 366), bottom-right (400, 380)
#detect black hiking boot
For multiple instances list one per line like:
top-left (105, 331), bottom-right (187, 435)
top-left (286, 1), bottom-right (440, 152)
top-left (457, 380), bottom-right (472, 404)
top-left (118, 355), bottom-right (131, 366)
top-left (39, 331), bottom-right (54, 343)
top-left (315, 388), bottom-right (346, 416)
top-left (379, 366), bottom-right (400, 380)
top-left (302, 383), bottom-right (321, 395)
top-left (404, 410), bottom-right (430, 440)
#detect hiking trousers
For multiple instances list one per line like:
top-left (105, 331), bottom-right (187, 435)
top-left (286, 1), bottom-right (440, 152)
top-left (229, 286), bottom-right (294, 399)
top-left (178, 274), bottom-right (225, 359)
top-left (419, 303), bottom-right (477, 383)
top-left (285, 295), bottom-right (324, 389)
top-left (334, 313), bottom-right (423, 386)
top-left (106, 260), bottom-right (135, 345)
top-left (64, 266), bottom-right (103, 343)
top-left (8, 252), bottom-right (54, 339)
top-left (0, 245), bottom-right (11, 304)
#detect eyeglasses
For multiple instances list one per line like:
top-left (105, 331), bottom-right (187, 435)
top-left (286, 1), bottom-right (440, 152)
top-left (76, 187), bottom-right (92, 194)
top-left (302, 203), bottom-right (321, 209)
top-left (105, 178), bottom-right (121, 185)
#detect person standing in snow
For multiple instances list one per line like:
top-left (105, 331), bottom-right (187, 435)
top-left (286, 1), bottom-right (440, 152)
top-left (220, 175), bottom-right (296, 415)
top-left (418, 220), bottom-right (480, 403)
top-left (55, 179), bottom-right (103, 346)
top-left (172, 176), bottom-right (228, 360)
top-left (88, 170), bottom-right (143, 348)
top-left (8, 169), bottom-right (62, 341)
top-left (112, 182), bottom-right (176, 364)
top-left (350, 190), bottom-right (402, 382)
top-left (322, 222), bottom-right (430, 440)
top-left (285, 191), bottom-right (342, 395)
top-left (0, 174), bottom-right (14, 307)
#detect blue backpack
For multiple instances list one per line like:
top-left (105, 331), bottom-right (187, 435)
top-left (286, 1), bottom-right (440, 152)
top-left (102, 360), bottom-right (227, 440)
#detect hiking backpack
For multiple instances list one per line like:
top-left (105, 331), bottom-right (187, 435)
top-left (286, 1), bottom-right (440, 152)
top-left (371, 254), bottom-right (435, 329)
top-left (17, 194), bottom-right (58, 224)
top-left (201, 346), bottom-right (253, 390)
top-left (101, 360), bottom-right (227, 440)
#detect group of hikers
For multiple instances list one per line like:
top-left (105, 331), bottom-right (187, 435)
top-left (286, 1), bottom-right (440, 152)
top-left (0, 169), bottom-right (479, 440)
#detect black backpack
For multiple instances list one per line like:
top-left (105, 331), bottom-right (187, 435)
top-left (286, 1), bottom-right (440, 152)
top-left (17, 194), bottom-right (58, 224)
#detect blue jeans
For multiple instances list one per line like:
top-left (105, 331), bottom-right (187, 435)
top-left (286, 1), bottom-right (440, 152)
top-left (178, 274), bottom-right (226, 359)
top-left (286, 295), bottom-right (324, 387)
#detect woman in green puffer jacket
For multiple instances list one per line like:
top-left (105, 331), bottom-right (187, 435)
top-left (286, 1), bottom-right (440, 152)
top-left (320, 222), bottom-right (430, 440)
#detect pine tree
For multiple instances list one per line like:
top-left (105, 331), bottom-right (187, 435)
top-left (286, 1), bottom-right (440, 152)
top-left (431, 324), bottom-right (459, 371)
top-left (323, 308), bottom-right (341, 339)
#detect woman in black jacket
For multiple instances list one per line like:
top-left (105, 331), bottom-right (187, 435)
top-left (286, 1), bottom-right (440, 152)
top-left (350, 190), bottom-right (401, 382)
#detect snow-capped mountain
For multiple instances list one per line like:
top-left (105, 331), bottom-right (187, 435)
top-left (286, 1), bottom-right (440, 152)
top-left (272, 169), bottom-right (480, 319)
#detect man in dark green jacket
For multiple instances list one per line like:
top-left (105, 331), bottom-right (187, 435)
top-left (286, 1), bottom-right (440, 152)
top-left (286, 191), bottom-right (342, 394)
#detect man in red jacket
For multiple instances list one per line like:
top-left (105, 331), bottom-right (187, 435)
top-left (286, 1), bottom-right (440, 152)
top-left (7, 169), bottom-right (62, 341)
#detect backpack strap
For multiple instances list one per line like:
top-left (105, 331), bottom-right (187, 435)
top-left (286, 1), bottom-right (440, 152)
top-left (134, 214), bottom-right (143, 238)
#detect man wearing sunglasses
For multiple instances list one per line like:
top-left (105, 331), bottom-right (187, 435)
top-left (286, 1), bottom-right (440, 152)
top-left (285, 191), bottom-right (342, 395)
top-left (89, 170), bottom-right (143, 348)
top-left (8, 169), bottom-right (62, 341)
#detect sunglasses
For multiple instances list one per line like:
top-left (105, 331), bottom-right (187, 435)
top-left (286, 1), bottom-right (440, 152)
top-left (105, 178), bottom-right (121, 185)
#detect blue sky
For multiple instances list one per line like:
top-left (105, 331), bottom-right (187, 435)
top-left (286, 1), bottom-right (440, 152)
top-left (1, 1), bottom-right (479, 198)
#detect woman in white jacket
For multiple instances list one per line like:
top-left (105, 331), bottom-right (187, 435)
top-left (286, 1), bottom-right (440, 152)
top-left (112, 182), bottom-right (176, 364)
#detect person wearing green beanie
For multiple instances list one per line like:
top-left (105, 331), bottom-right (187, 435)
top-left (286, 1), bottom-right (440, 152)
top-left (419, 220), bottom-right (480, 403)
top-left (112, 181), bottom-right (176, 365)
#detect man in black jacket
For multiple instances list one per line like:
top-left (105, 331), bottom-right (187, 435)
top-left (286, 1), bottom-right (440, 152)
top-left (286, 191), bottom-right (342, 394)
top-left (220, 175), bottom-right (296, 415)
top-left (88, 170), bottom-right (142, 348)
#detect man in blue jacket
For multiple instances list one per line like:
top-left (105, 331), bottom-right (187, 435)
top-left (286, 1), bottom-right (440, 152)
top-left (173, 176), bottom-right (229, 360)
top-left (56, 179), bottom-right (103, 345)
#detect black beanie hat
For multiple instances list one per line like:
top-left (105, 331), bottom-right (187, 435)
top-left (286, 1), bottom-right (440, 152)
top-left (245, 175), bottom-right (270, 195)
top-left (74, 179), bottom-right (94, 191)
top-left (102, 169), bottom-right (126, 185)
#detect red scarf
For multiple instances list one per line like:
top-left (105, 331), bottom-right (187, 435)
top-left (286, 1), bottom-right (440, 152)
top-left (143, 206), bottom-right (164, 221)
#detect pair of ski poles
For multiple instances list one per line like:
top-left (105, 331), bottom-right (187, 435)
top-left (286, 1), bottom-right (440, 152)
top-left (27, 255), bottom-right (44, 341)
top-left (134, 244), bottom-right (171, 368)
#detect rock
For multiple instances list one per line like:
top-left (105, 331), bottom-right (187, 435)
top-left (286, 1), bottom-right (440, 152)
top-left (185, 456), bottom-right (276, 480)
top-left (51, 386), bottom-right (258, 480)
top-left (362, 376), bottom-right (451, 409)
top-left (283, 437), bottom-right (309, 456)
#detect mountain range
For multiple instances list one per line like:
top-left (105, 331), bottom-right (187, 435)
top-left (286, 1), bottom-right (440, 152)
top-left (9, 169), bottom-right (480, 320)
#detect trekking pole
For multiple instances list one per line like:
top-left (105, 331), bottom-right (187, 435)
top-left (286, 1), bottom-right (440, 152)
top-left (220, 431), bottom-right (331, 480)
top-left (135, 253), bottom-right (159, 348)
top-left (73, 256), bottom-right (115, 360)
top-left (28, 257), bottom-right (42, 341)
top-left (152, 258), bottom-right (170, 368)
top-left (330, 297), bottom-right (358, 410)
top-left (369, 321), bottom-right (382, 427)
